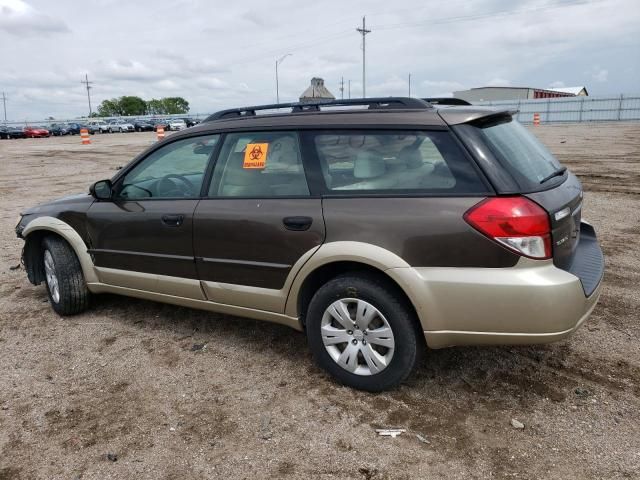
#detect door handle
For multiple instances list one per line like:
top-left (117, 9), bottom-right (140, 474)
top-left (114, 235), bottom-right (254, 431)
top-left (161, 214), bottom-right (184, 227)
top-left (283, 216), bottom-right (312, 231)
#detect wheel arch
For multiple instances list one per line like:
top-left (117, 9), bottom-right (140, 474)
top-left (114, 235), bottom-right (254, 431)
top-left (22, 216), bottom-right (98, 284)
top-left (285, 241), bottom-right (425, 331)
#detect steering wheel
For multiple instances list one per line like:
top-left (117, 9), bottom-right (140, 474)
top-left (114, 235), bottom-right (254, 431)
top-left (157, 174), bottom-right (196, 197)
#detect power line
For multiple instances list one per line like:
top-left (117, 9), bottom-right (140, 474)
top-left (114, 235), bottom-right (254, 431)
top-left (356, 16), bottom-right (371, 98)
top-left (81, 74), bottom-right (93, 116)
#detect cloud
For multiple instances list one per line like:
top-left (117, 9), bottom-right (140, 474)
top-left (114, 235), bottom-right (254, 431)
top-left (486, 78), bottom-right (512, 87)
top-left (421, 80), bottom-right (467, 96)
top-left (592, 68), bottom-right (609, 82)
top-left (97, 60), bottom-right (160, 82)
top-left (0, 0), bottom-right (639, 119)
top-left (0, 0), bottom-right (69, 36)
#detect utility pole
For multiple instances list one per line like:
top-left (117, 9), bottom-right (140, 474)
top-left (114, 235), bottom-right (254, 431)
top-left (81, 74), bottom-right (93, 116)
top-left (340, 77), bottom-right (345, 99)
top-left (348, 80), bottom-right (351, 99)
top-left (1, 92), bottom-right (7, 122)
top-left (356, 16), bottom-right (371, 98)
top-left (275, 53), bottom-right (292, 104)
top-left (408, 73), bottom-right (411, 97)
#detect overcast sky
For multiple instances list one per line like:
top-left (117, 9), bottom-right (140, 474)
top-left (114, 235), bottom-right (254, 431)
top-left (1, 0), bottom-right (639, 120)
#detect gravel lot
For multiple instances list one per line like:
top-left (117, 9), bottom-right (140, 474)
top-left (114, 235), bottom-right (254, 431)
top-left (0, 124), bottom-right (639, 479)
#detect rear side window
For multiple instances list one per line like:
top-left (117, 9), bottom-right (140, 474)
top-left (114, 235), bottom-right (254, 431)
top-left (475, 117), bottom-right (562, 185)
top-left (209, 131), bottom-right (310, 197)
top-left (305, 130), bottom-right (487, 194)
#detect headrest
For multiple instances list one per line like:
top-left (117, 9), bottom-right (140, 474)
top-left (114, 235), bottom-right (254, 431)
top-left (353, 151), bottom-right (386, 179)
top-left (398, 147), bottom-right (423, 169)
top-left (266, 137), bottom-right (300, 169)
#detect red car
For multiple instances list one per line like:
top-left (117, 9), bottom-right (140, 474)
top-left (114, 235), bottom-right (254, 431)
top-left (23, 126), bottom-right (50, 138)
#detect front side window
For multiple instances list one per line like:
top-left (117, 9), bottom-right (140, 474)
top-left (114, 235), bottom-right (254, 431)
top-left (306, 130), bottom-right (486, 194)
top-left (118, 134), bottom-right (219, 199)
top-left (209, 131), bottom-right (310, 197)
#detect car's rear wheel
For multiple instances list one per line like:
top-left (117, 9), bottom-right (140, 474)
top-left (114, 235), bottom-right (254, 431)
top-left (42, 236), bottom-right (90, 316)
top-left (306, 274), bottom-right (419, 392)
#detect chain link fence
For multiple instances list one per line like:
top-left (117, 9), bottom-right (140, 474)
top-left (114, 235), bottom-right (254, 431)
top-left (3, 94), bottom-right (640, 128)
top-left (475, 94), bottom-right (640, 124)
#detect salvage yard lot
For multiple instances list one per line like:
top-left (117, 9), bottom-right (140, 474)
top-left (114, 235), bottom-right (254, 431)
top-left (0, 124), bottom-right (639, 479)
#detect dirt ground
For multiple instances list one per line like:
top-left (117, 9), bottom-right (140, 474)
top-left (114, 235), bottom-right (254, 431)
top-left (0, 124), bottom-right (639, 480)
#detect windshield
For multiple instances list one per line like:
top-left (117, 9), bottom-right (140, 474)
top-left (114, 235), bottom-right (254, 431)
top-left (476, 117), bottom-right (562, 186)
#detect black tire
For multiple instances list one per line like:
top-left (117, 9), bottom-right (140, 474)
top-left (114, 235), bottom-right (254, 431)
top-left (306, 273), bottom-right (419, 392)
top-left (42, 236), bottom-right (90, 316)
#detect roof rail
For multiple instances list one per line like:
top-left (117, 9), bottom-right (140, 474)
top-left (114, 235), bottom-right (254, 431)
top-left (422, 97), bottom-right (472, 106)
top-left (204, 97), bottom-right (431, 122)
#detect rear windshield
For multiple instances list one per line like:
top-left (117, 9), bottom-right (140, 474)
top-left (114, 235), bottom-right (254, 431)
top-left (476, 117), bottom-right (563, 186)
top-left (303, 130), bottom-right (488, 195)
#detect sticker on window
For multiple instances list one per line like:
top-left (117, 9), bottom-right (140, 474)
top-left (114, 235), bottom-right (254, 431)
top-left (243, 143), bottom-right (269, 169)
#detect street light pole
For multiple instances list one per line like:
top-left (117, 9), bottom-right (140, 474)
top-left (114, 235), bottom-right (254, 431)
top-left (275, 54), bottom-right (292, 104)
top-left (1, 92), bottom-right (7, 122)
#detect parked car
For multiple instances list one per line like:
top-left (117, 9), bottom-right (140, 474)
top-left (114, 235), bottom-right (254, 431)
top-left (49, 123), bottom-right (71, 136)
top-left (15, 97), bottom-right (604, 392)
top-left (0, 125), bottom-right (24, 140)
top-left (182, 117), bottom-right (198, 128)
top-left (151, 119), bottom-right (169, 132)
top-left (65, 123), bottom-right (90, 135)
top-left (109, 119), bottom-right (135, 133)
top-left (133, 119), bottom-right (154, 132)
top-left (0, 126), bottom-right (26, 139)
top-left (80, 123), bottom-right (98, 135)
top-left (168, 118), bottom-right (187, 131)
top-left (88, 120), bottom-right (110, 134)
top-left (23, 125), bottom-right (50, 138)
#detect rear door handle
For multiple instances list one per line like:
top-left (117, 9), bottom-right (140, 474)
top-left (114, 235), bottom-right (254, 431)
top-left (161, 214), bottom-right (184, 227)
top-left (283, 216), bottom-right (313, 231)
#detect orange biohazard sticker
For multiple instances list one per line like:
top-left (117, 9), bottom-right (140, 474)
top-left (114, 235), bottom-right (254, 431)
top-left (243, 143), bottom-right (269, 169)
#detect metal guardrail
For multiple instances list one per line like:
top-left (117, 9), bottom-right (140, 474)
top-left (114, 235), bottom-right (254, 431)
top-left (475, 94), bottom-right (640, 123)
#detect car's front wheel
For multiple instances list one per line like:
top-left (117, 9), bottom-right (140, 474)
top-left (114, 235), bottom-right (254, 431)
top-left (42, 236), bottom-right (90, 316)
top-left (306, 273), bottom-right (420, 392)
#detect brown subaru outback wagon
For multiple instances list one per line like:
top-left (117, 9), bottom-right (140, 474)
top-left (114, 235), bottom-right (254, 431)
top-left (16, 98), bottom-right (604, 391)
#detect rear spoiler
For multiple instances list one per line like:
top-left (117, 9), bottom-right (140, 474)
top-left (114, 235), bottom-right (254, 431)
top-left (422, 97), bottom-right (471, 106)
top-left (437, 108), bottom-right (519, 126)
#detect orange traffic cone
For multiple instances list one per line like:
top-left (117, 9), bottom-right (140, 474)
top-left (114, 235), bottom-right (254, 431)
top-left (156, 126), bottom-right (165, 141)
top-left (533, 113), bottom-right (540, 126)
top-left (80, 128), bottom-right (91, 144)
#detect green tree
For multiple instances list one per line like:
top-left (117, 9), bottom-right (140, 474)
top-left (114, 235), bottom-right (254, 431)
top-left (119, 96), bottom-right (147, 116)
top-left (98, 95), bottom-right (190, 116)
top-left (97, 98), bottom-right (122, 116)
top-left (146, 98), bottom-right (164, 115)
top-left (161, 97), bottom-right (189, 114)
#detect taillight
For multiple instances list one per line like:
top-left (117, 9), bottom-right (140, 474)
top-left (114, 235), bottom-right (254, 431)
top-left (464, 196), bottom-right (552, 259)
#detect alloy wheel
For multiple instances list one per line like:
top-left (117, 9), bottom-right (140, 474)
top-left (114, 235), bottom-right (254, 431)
top-left (43, 250), bottom-right (60, 303)
top-left (321, 298), bottom-right (395, 376)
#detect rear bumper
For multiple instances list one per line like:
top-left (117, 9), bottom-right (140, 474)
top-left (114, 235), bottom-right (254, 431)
top-left (388, 222), bottom-right (604, 348)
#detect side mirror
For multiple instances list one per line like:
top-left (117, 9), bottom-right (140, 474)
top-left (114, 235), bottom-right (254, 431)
top-left (90, 179), bottom-right (113, 200)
